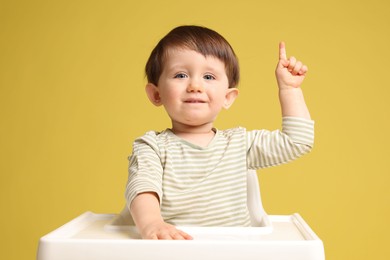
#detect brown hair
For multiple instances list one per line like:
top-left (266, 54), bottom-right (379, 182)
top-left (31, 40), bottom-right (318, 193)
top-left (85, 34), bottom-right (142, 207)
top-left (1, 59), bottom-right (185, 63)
top-left (145, 25), bottom-right (239, 88)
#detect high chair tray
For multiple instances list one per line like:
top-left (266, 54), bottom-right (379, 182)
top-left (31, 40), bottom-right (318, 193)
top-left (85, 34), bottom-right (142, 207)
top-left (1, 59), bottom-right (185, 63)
top-left (37, 211), bottom-right (325, 260)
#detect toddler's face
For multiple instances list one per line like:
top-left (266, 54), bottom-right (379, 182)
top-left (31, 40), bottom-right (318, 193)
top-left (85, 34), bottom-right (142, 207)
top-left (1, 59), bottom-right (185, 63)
top-left (154, 48), bottom-right (237, 129)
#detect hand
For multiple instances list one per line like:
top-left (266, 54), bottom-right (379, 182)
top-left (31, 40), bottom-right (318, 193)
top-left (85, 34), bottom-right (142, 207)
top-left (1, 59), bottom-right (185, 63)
top-left (140, 220), bottom-right (193, 240)
top-left (275, 42), bottom-right (308, 89)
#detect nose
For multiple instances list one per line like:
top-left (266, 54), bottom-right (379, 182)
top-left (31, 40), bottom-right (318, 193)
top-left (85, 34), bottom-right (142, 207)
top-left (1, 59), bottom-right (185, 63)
top-left (187, 80), bottom-right (204, 93)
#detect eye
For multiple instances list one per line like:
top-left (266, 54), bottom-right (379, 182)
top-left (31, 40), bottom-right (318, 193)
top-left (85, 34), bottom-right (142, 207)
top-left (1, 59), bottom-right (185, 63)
top-left (174, 73), bottom-right (188, 79)
top-left (204, 74), bottom-right (215, 80)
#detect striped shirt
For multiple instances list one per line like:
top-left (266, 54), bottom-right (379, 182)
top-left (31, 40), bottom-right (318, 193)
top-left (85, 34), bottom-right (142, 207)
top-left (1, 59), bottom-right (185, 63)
top-left (125, 117), bottom-right (314, 227)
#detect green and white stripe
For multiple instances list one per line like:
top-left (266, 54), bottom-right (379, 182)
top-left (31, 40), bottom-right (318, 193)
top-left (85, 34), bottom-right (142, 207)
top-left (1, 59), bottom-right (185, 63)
top-left (125, 117), bottom-right (314, 227)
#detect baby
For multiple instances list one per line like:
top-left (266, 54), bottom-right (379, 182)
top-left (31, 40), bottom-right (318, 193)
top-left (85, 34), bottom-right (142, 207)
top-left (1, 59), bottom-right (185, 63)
top-left (125, 25), bottom-right (314, 240)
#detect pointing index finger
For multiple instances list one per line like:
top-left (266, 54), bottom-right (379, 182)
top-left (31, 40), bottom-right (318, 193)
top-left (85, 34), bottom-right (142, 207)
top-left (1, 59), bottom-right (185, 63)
top-left (279, 41), bottom-right (287, 61)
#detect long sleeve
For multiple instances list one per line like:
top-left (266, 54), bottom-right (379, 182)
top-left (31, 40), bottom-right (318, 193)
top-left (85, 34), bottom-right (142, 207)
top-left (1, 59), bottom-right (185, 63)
top-left (246, 117), bottom-right (314, 169)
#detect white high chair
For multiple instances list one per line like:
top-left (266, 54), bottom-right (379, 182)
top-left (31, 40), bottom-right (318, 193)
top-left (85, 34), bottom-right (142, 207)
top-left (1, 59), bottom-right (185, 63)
top-left (37, 171), bottom-right (325, 260)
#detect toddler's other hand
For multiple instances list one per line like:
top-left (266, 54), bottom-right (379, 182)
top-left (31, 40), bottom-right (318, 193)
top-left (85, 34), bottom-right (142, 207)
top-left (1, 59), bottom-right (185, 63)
top-left (140, 220), bottom-right (193, 240)
top-left (275, 42), bottom-right (308, 89)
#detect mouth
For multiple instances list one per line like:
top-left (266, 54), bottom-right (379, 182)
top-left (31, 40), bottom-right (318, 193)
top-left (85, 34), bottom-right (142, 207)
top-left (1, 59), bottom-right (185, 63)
top-left (184, 98), bottom-right (206, 103)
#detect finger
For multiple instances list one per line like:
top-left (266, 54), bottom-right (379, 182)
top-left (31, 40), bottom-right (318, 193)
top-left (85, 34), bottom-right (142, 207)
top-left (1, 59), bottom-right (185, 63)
top-left (298, 65), bottom-right (308, 76)
top-left (171, 228), bottom-right (193, 240)
top-left (279, 41), bottom-right (287, 61)
top-left (149, 234), bottom-right (158, 240)
top-left (292, 61), bottom-right (303, 75)
top-left (287, 56), bottom-right (297, 72)
top-left (178, 230), bottom-right (193, 240)
top-left (172, 232), bottom-right (185, 240)
top-left (155, 228), bottom-right (173, 240)
top-left (159, 233), bottom-right (173, 240)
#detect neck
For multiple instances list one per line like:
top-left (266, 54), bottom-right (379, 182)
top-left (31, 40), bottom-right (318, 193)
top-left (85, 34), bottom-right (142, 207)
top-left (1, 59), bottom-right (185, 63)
top-left (171, 122), bottom-right (216, 147)
top-left (171, 120), bottom-right (214, 134)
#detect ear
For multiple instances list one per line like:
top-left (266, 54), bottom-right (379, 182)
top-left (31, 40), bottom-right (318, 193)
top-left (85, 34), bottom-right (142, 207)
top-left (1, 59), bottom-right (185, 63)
top-left (223, 88), bottom-right (239, 109)
top-left (145, 83), bottom-right (163, 106)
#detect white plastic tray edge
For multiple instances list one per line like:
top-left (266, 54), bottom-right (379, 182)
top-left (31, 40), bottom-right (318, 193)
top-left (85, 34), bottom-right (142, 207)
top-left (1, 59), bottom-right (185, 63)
top-left (39, 212), bottom-right (112, 240)
top-left (39, 211), bottom-right (321, 242)
top-left (37, 212), bottom-right (325, 260)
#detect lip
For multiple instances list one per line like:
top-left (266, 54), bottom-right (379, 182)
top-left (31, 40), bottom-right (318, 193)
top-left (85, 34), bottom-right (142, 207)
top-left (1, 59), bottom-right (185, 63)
top-left (184, 98), bottom-right (206, 103)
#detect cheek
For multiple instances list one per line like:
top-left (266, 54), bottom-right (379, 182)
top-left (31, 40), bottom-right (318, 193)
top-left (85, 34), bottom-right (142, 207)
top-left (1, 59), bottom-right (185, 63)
top-left (159, 88), bottom-right (177, 101)
top-left (160, 91), bottom-right (181, 111)
top-left (167, 92), bottom-right (181, 103)
top-left (209, 89), bottom-right (227, 104)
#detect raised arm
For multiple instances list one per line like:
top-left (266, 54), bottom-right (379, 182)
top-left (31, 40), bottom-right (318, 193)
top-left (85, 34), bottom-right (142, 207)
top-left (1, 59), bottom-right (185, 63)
top-left (275, 42), bottom-right (311, 119)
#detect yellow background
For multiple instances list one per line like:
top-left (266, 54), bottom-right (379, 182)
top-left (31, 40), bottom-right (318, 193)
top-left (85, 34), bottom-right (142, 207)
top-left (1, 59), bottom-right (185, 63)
top-left (1, 0), bottom-right (389, 259)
